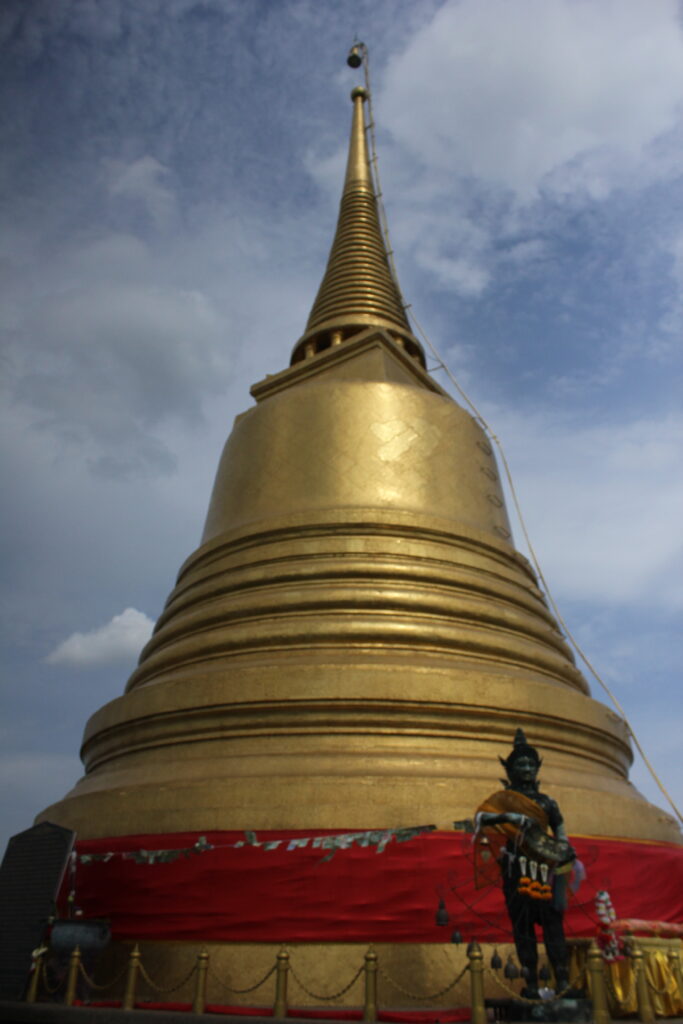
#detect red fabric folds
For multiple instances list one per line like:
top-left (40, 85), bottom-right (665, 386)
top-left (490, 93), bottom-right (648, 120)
top-left (64, 830), bottom-right (683, 944)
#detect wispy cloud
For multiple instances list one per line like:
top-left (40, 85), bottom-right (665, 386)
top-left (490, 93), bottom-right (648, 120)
top-left (46, 608), bottom-right (154, 668)
top-left (484, 404), bottom-right (683, 609)
top-left (381, 0), bottom-right (683, 199)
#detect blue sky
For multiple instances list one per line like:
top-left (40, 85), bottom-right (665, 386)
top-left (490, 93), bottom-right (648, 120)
top-left (1, 0), bottom-right (682, 853)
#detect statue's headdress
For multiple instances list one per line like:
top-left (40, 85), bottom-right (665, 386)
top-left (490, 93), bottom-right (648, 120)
top-left (500, 728), bottom-right (541, 787)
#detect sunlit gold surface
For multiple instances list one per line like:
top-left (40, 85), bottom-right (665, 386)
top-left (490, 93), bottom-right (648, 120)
top-left (40, 331), bottom-right (680, 844)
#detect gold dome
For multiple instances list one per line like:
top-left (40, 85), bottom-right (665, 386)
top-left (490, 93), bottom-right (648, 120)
top-left (40, 76), bottom-right (679, 855)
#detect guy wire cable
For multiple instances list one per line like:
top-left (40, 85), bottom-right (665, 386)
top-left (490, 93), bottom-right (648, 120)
top-left (355, 43), bottom-right (682, 828)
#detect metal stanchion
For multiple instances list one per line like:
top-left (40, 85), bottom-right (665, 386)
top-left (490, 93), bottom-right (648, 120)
top-left (631, 945), bottom-right (654, 1024)
top-left (122, 944), bottom-right (141, 1011)
top-left (273, 949), bottom-right (289, 1019)
top-left (364, 948), bottom-right (378, 1022)
top-left (64, 946), bottom-right (81, 1007)
top-left (25, 951), bottom-right (44, 1003)
top-left (586, 941), bottom-right (611, 1024)
top-left (468, 941), bottom-right (486, 1024)
top-left (193, 949), bottom-right (209, 1014)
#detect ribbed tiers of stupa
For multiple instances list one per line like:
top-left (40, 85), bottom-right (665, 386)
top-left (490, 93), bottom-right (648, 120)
top-left (40, 88), bottom-right (678, 848)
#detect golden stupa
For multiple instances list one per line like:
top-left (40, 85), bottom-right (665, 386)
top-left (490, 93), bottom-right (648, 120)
top-left (42, 86), bottom-right (677, 847)
top-left (39, 81), bottom-right (680, 1005)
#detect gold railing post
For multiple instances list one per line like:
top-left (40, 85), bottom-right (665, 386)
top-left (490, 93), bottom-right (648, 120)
top-left (667, 947), bottom-right (683, 1001)
top-left (273, 949), bottom-right (289, 1019)
top-left (122, 943), bottom-right (141, 1011)
top-left (193, 949), bottom-right (209, 1014)
top-left (468, 941), bottom-right (486, 1024)
top-left (25, 950), bottom-right (44, 1003)
top-left (631, 945), bottom-right (654, 1024)
top-left (364, 948), bottom-right (378, 1022)
top-left (586, 941), bottom-right (611, 1024)
top-left (64, 946), bottom-right (81, 1007)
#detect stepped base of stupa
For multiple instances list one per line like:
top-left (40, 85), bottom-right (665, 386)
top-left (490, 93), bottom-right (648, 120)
top-left (38, 654), bottom-right (679, 843)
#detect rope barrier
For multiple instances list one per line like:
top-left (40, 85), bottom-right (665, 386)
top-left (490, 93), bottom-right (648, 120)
top-left (288, 959), bottom-right (364, 1001)
top-left (77, 959), bottom-right (129, 992)
top-left (207, 960), bottom-right (277, 995)
top-left (356, 41), bottom-right (682, 829)
top-left (137, 957), bottom-right (197, 995)
top-left (484, 967), bottom-right (585, 1005)
top-left (377, 961), bottom-right (468, 1001)
top-left (41, 966), bottom-right (65, 996)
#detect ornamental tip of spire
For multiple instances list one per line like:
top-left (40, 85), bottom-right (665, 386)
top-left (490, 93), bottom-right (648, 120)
top-left (347, 42), bottom-right (364, 69)
top-left (290, 71), bottom-right (425, 368)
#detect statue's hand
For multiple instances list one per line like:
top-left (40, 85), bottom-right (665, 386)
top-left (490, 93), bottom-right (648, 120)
top-left (560, 841), bottom-right (576, 863)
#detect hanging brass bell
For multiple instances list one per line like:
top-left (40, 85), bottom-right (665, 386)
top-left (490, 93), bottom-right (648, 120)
top-left (435, 898), bottom-right (450, 927)
top-left (504, 956), bottom-right (520, 980)
top-left (347, 44), bottom-right (363, 68)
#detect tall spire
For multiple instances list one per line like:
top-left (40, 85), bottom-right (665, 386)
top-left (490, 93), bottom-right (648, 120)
top-left (291, 87), bottom-right (425, 366)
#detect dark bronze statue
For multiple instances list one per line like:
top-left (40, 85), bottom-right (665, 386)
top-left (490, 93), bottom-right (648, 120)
top-left (475, 729), bottom-right (576, 998)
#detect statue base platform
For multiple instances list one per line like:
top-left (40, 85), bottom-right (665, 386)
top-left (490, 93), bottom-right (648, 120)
top-left (486, 997), bottom-right (592, 1023)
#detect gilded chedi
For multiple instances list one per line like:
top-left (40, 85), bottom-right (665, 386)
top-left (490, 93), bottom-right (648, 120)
top-left (40, 87), bottom-right (680, 847)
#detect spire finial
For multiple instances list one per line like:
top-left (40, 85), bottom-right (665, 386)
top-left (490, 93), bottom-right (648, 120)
top-left (343, 86), bottom-right (372, 194)
top-left (290, 53), bottom-right (425, 367)
top-left (347, 42), bottom-right (364, 69)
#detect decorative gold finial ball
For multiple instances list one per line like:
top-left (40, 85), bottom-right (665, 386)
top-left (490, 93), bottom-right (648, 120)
top-left (351, 86), bottom-right (368, 102)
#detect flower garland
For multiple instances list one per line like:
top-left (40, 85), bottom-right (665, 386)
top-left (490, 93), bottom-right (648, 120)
top-left (515, 855), bottom-right (553, 900)
top-left (75, 824), bottom-right (436, 867)
top-left (517, 875), bottom-right (553, 900)
top-left (595, 889), bottom-right (624, 961)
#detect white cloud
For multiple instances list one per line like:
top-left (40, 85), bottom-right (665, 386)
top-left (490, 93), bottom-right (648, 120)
top-left (2, 273), bottom-right (232, 476)
top-left (658, 229), bottom-right (683, 339)
top-left (381, 0), bottom-right (683, 199)
top-left (106, 156), bottom-right (178, 231)
top-left (486, 407), bottom-right (683, 609)
top-left (363, 0), bottom-right (683, 308)
top-left (46, 608), bottom-right (154, 668)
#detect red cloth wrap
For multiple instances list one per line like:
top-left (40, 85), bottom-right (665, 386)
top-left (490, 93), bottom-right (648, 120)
top-left (62, 830), bottom-right (683, 943)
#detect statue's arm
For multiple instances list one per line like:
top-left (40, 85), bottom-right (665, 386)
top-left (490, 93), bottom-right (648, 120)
top-left (554, 821), bottom-right (569, 841)
top-left (476, 810), bottom-right (531, 829)
top-left (548, 801), bottom-right (576, 859)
